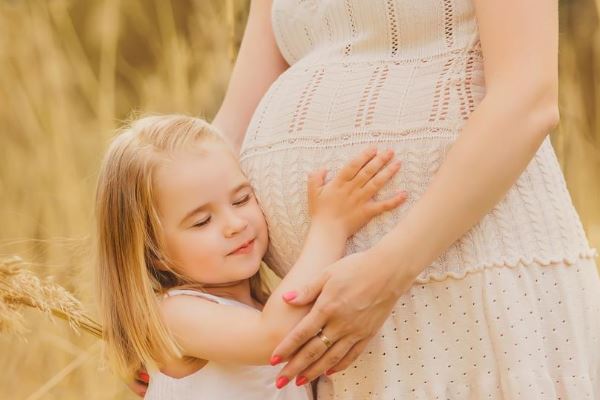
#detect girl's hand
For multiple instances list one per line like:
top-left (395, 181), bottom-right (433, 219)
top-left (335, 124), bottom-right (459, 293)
top-left (125, 370), bottom-right (148, 398)
top-left (270, 250), bottom-right (418, 388)
top-left (307, 147), bottom-right (407, 238)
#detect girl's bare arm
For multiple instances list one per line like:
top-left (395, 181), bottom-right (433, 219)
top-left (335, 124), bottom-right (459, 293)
top-left (160, 149), bottom-right (407, 365)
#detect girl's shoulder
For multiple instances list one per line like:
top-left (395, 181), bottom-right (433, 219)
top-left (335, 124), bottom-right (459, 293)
top-left (165, 289), bottom-right (222, 303)
top-left (161, 289), bottom-right (257, 310)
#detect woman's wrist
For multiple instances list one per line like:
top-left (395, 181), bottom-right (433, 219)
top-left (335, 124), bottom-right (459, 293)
top-left (367, 235), bottom-right (424, 295)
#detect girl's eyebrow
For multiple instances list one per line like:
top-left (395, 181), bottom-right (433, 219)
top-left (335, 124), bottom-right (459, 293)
top-left (231, 181), bottom-right (251, 195)
top-left (179, 182), bottom-right (252, 225)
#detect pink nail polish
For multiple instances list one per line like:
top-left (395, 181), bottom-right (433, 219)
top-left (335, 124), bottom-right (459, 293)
top-left (296, 376), bottom-right (308, 386)
top-left (270, 355), bottom-right (282, 366)
top-left (276, 376), bottom-right (289, 389)
top-left (138, 371), bottom-right (149, 383)
top-left (282, 291), bottom-right (297, 302)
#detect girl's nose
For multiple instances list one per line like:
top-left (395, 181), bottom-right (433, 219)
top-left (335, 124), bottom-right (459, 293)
top-left (223, 210), bottom-right (248, 237)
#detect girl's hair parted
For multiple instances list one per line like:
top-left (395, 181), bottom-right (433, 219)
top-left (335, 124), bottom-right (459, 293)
top-left (95, 114), bottom-right (269, 378)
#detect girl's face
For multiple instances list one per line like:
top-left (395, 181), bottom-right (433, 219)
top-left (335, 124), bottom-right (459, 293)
top-left (154, 144), bottom-right (268, 286)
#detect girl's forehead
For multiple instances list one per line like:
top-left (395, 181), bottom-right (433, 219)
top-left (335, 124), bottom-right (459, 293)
top-left (154, 148), bottom-right (245, 194)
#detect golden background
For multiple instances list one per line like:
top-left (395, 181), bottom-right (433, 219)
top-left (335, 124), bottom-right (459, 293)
top-left (0, 1), bottom-right (598, 398)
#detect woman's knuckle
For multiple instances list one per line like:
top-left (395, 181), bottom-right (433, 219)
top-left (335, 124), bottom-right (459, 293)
top-left (320, 302), bottom-right (340, 316)
top-left (291, 330), bottom-right (308, 344)
top-left (306, 348), bottom-right (320, 361)
top-left (329, 353), bottom-right (342, 365)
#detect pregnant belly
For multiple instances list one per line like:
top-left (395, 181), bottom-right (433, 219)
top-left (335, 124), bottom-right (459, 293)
top-left (239, 61), bottom-right (594, 281)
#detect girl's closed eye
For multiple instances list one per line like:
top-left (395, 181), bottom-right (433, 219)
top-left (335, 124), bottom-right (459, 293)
top-left (192, 216), bottom-right (211, 228)
top-left (233, 193), bottom-right (252, 206)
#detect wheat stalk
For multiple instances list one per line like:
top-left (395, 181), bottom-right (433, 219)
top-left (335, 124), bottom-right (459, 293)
top-left (0, 256), bottom-right (102, 339)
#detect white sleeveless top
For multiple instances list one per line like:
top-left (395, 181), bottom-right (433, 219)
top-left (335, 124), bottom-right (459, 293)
top-left (144, 289), bottom-right (312, 400)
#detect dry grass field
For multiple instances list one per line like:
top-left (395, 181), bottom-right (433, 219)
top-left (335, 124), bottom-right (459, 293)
top-left (0, 1), bottom-right (598, 398)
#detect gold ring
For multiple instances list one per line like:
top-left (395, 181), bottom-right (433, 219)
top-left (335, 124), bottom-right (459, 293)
top-left (317, 331), bottom-right (333, 348)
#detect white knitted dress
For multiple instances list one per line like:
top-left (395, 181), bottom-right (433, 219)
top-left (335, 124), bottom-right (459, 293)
top-left (239, 0), bottom-right (600, 398)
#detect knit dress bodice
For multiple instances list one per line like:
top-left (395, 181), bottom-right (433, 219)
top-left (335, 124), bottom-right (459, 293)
top-left (240, 0), bottom-right (595, 283)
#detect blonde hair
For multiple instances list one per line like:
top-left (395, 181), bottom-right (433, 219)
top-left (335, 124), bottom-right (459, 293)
top-left (95, 114), bottom-right (269, 378)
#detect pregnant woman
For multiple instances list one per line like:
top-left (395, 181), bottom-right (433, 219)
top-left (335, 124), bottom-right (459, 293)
top-left (213, 0), bottom-right (600, 398)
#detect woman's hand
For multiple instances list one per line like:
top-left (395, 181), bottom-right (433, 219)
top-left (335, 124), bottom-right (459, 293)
top-left (271, 250), bottom-right (419, 388)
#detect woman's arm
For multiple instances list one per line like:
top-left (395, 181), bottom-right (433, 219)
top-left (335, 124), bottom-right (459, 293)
top-left (212, 0), bottom-right (288, 153)
top-left (270, 0), bottom-right (560, 385)
top-left (160, 149), bottom-right (407, 366)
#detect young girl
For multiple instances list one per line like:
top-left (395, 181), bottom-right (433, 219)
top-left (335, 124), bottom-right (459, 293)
top-left (95, 114), bottom-right (407, 399)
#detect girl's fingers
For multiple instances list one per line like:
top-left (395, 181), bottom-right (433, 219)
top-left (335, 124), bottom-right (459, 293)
top-left (368, 191), bottom-right (408, 216)
top-left (295, 336), bottom-right (356, 385)
top-left (307, 169), bottom-right (328, 204)
top-left (360, 159), bottom-right (402, 198)
top-left (335, 147), bottom-right (378, 182)
top-left (352, 149), bottom-right (394, 189)
top-left (126, 379), bottom-right (148, 398)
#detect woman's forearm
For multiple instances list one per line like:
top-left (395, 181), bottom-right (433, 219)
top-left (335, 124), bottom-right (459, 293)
top-left (211, 0), bottom-right (288, 152)
top-left (373, 84), bottom-right (560, 287)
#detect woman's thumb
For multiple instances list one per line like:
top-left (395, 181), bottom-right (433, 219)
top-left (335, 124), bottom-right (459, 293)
top-left (281, 273), bottom-right (328, 306)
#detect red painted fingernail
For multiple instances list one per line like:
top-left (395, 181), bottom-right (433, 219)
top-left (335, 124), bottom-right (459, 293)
top-left (296, 376), bottom-right (308, 386)
top-left (276, 376), bottom-right (289, 389)
top-left (325, 369), bottom-right (335, 376)
top-left (270, 355), bottom-right (282, 366)
top-left (138, 371), bottom-right (149, 383)
top-left (282, 291), bottom-right (297, 302)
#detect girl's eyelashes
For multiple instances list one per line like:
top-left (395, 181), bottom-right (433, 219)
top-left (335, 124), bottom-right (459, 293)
top-left (190, 193), bottom-right (251, 228)
top-left (192, 216), bottom-right (211, 228)
top-left (233, 193), bottom-right (251, 206)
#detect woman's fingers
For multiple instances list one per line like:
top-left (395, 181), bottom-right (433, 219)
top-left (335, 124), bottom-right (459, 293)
top-left (294, 336), bottom-right (356, 385)
top-left (335, 147), bottom-right (378, 181)
top-left (352, 149), bottom-right (395, 188)
top-left (271, 304), bottom-right (329, 363)
top-left (282, 269), bottom-right (330, 306)
top-left (275, 332), bottom-right (336, 387)
top-left (327, 337), bottom-right (371, 375)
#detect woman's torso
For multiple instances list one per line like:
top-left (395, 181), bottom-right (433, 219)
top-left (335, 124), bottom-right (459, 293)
top-left (240, 0), bottom-right (594, 282)
top-left (144, 290), bottom-right (311, 400)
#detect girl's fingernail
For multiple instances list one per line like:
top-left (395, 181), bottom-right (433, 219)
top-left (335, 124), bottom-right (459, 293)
top-left (270, 355), bottom-right (282, 366)
top-left (296, 376), bottom-right (308, 386)
top-left (325, 369), bottom-right (335, 376)
top-left (276, 376), bottom-right (289, 389)
top-left (282, 291), bottom-right (297, 302)
top-left (138, 372), bottom-right (149, 383)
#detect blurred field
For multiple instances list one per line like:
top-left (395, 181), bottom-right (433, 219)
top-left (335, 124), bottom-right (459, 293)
top-left (0, 0), bottom-right (598, 398)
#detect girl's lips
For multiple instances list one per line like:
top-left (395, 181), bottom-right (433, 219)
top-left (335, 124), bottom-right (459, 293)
top-left (229, 239), bottom-right (255, 255)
